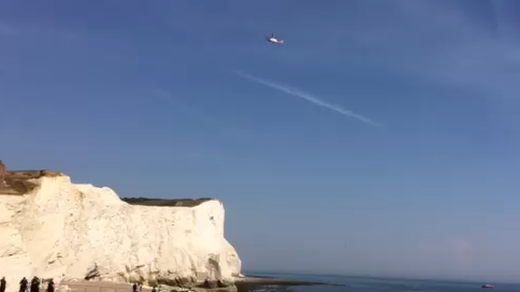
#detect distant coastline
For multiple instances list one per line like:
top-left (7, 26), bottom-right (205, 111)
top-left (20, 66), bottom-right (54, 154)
top-left (241, 271), bottom-right (520, 286)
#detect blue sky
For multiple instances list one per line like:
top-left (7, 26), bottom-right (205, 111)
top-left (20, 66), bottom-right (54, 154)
top-left (2, 0), bottom-right (520, 282)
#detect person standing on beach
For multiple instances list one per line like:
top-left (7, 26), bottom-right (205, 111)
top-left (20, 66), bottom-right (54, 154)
top-left (30, 277), bottom-right (39, 292)
top-left (0, 277), bottom-right (6, 292)
top-left (132, 283), bottom-right (137, 292)
top-left (0, 160), bottom-right (7, 189)
top-left (19, 277), bottom-right (28, 292)
top-left (46, 279), bottom-right (54, 292)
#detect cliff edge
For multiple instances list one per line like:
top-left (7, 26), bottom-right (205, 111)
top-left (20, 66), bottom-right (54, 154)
top-left (0, 172), bottom-right (242, 291)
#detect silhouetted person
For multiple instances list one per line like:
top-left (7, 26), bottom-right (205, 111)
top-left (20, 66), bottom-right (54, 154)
top-left (0, 160), bottom-right (6, 189)
top-left (1, 277), bottom-right (6, 292)
top-left (46, 279), bottom-right (54, 292)
top-left (30, 277), bottom-right (39, 292)
top-left (19, 277), bottom-right (28, 292)
top-left (132, 283), bottom-right (137, 292)
top-left (151, 286), bottom-right (156, 292)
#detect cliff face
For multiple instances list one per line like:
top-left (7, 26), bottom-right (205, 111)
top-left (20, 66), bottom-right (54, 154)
top-left (0, 174), bottom-right (241, 291)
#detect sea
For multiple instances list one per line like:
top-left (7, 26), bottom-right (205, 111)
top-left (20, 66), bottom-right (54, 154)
top-left (240, 273), bottom-right (520, 292)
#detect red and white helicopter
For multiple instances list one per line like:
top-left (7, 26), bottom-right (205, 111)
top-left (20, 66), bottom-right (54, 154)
top-left (266, 33), bottom-right (284, 44)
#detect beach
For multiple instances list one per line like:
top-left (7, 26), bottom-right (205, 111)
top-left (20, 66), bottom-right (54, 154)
top-left (60, 275), bottom-right (341, 292)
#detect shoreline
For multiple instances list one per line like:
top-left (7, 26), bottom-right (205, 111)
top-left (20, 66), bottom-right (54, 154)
top-left (235, 275), bottom-right (344, 290)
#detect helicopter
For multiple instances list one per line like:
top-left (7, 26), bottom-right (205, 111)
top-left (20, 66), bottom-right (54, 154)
top-left (266, 33), bottom-right (284, 44)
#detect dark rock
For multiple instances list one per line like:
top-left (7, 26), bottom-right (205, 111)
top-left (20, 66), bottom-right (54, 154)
top-left (156, 277), bottom-right (196, 288)
top-left (217, 279), bottom-right (233, 288)
top-left (169, 289), bottom-right (193, 292)
top-left (199, 280), bottom-right (218, 289)
top-left (196, 278), bottom-right (235, 289)
top-left (84, 264), bottom-right (100, 280)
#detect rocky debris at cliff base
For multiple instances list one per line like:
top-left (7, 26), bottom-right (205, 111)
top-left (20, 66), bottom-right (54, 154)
top-left (154, 276), bottom-right (197, 288)
top-left (84, 264), bottom-right (101, 280)
top-left (197, 279), bottom-right (235, 289)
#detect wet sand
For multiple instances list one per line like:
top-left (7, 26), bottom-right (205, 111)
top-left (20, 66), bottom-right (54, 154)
top-left (65, 281), bottom-right (147, 292)
top-left (64, 281), bottom-right (235, 292)
top-left (235, 276), bottom-right (343, 292)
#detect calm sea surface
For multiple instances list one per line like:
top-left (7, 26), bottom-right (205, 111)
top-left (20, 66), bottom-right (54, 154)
top-left (242, 273), bottom-right (520, 292)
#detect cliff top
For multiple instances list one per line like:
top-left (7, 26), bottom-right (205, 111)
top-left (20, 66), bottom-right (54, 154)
top-left (0, 170), bottom-right (64, 195)
top-left (7, 170), bottom-right (64, 178)
top-left (0, 170), bottom-right (214, 208)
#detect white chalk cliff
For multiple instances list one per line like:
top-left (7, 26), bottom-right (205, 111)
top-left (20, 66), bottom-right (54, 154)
top-left (0, 173), bottom-right (241, 292)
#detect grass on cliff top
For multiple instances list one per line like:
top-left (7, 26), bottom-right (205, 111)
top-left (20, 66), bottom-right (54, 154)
top-left (121, 197), bottom-right (215, 207)
top-left (6, 170), bottom-right (63, 178)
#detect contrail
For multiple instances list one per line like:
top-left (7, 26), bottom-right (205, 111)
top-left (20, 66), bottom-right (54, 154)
top-left (236, 71), bottom-right (382, 127)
